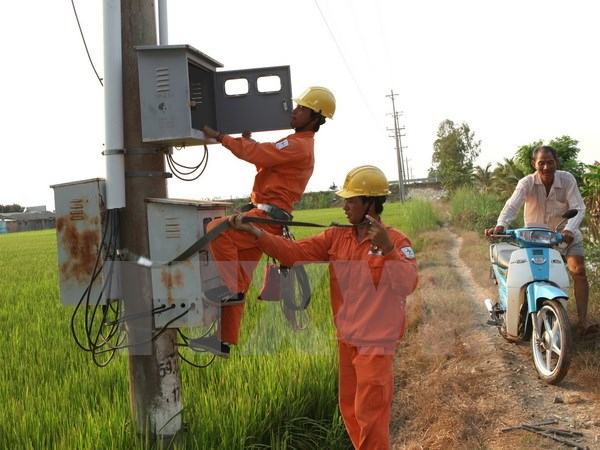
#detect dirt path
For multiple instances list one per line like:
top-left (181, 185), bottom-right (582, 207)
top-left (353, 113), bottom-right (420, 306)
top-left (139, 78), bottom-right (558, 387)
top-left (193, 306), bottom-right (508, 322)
top-left (391, 229), bottom-right (600, 449)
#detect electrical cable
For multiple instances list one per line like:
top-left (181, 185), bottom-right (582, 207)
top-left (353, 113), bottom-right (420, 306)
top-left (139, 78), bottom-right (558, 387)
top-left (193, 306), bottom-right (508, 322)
top-left (103, 304), bottom-right (170, 326)
top-left (313, 0), bottom-right (376, 121)
top-left (169, 149), bottom-right (208, 170)
top-left (177, 349), bottom-right (216, 369)
top-left (67, 207), bottom-right (197, 366)
top-left (68, 209), bottom-right (127, 366)
top-left (69, 0), bottom-right (103, 87)
top-left (167, 145), bottom-right (209, 181)
top-left (93, 305), bottom-right (193, 355)
top-left (70, 207), bottom-right (112, 352)
top-left (176, 327), bottom-right (217, 368)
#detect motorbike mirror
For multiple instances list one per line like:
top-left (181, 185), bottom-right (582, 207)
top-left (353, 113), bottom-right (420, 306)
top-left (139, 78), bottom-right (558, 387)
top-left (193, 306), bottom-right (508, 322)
top-left (562, 209), bottom-right (578, 219)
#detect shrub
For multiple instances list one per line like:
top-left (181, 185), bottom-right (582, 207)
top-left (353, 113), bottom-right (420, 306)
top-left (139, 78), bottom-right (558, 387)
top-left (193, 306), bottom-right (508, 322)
top-left (449, 187), bottom-right (505, 232)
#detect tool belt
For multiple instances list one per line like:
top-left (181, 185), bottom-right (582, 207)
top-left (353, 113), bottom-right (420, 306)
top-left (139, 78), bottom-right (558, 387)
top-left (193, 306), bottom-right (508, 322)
top-left (239, 202), bottom-right (293, 221)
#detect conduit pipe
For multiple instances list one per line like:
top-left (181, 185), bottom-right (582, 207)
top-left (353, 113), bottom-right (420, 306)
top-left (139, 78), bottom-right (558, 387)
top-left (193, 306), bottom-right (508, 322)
top-left (158, 0), bottom-right (169, 45)
top-left (103, 0), bottom-right (125, 209)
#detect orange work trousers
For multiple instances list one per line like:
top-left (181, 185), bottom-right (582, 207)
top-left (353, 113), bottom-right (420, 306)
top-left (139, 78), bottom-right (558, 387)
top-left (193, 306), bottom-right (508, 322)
top-left (338, 341), bottom-right (394, 450)
top-left (207, 209), bottom-right (281, 344)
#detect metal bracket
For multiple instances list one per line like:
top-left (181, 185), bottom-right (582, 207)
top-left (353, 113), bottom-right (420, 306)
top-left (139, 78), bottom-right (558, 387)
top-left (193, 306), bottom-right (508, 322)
top-left (126, 147), bottom-right (170, 155)
top-left (102, 148), bottom-right (126, 156)
top-left (125, 171), bottom-right (173, 178)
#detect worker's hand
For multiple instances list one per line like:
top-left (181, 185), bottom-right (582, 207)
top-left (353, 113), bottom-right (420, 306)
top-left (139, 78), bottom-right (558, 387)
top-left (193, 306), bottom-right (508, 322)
top-left (241, 130), bottom-right (256, 142)
top-left (561, 229), bottom-right (575, 245)
top-left (365, 215), bottom-right (394, 254)
top-left (229, 214), bottom-right (263, 237)
top-left (485, 225), bottom-right (505, 237)
top-left (203, 126), bottom-right (222, 141)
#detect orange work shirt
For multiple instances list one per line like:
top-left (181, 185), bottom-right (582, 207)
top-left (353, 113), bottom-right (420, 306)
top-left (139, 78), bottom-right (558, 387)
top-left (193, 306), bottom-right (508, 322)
top-left (257, 225), bottom-right (418, 350)
top-left (221, 131), bottom-right (315, 213)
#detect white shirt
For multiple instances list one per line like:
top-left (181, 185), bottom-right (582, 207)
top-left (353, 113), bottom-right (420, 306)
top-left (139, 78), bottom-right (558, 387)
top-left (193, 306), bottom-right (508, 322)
top-left (497, 170), bottom-right (586, 242)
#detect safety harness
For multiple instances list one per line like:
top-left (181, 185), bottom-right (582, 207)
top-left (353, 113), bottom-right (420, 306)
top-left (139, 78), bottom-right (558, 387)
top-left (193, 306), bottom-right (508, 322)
top-left (160, 214), bottom-right (351, 330)
top-left (168, 215), bottom-right (350, 265)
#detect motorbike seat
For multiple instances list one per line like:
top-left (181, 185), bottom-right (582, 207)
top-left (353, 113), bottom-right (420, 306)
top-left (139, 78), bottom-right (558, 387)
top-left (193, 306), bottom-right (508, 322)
top-left (491, 243), bottom-right (519, 269)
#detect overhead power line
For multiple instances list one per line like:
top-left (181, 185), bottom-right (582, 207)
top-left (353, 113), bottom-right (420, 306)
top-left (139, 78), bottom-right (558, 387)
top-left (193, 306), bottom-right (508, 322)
top-left (69, 0), bottom-right (104, 87)
top-left (313, 0), bottom-right (375, 120)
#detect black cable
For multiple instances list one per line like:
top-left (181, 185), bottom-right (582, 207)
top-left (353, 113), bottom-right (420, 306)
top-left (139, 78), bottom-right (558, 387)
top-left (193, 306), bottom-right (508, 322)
top-left (177, 320), bottom-right (217, 343)
top-left (103, 304), bottom-right (169, 326)
top-left (68, 207), bottom-right (195, 366)
top-left (69, 0), bottom-right (103, 87)
top-left (93, 306), bottom-right (192, 354)
top-left (70, 207), bottom-right (112, 351)
top-left (167, 156), bottom-right (201, 176)
top-left (168, 154), bottom-right (208, 180)
top-left (86, 209), bottom-right (116, 339)
top-left (169, 148), bottom-right (208, 170)
top-left (167, 145), bottom-right (209, 181)
top-left (90, 211), bottom-right (122, 350)
top-left (176, 328), bottom-right (217, 368)
top-left (177, 349), bottom-right (216, 368)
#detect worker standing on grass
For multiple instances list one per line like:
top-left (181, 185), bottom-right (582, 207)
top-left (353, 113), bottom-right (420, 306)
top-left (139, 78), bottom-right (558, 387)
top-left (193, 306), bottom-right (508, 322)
top-left (229, 165), bottom-right (418, 450)
top-left (486, 145), bottom-right (597, 338)
top-left (189, 86), bottom-right (336, 357)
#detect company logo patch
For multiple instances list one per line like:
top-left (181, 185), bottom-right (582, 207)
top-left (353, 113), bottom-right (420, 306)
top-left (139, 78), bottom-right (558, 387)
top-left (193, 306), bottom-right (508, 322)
top-left (400, 247), bottom-right (415, 259)
top-left (275, 139), bottom-right (289, 150)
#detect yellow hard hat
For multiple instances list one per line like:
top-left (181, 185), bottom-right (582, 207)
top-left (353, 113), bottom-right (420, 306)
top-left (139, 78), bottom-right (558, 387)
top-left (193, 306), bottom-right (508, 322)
top-left (336, 166), bottom-right (391, 198)
top-left (293, 86), bottom-right (336, 119)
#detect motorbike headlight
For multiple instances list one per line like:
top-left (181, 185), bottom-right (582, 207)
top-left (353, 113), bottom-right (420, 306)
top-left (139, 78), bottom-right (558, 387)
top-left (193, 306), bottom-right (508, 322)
top-left (531, 255), bottom-right (546, 265)
top-left (519, 229), bottom-right (556, 245)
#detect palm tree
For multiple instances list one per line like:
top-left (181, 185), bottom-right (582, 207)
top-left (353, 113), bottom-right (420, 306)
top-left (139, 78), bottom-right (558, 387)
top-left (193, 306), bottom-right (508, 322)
top-left (472, 163), bottom-right (493, 193)
top-left (491, 158), bottom-right (525, 199)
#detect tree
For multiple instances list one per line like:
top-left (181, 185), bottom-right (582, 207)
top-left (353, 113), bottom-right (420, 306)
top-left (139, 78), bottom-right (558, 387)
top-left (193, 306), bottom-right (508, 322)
top-left (581, 162), bottom-right (600, 242)
top-left (491, 158), bottom-right (526, 199)
top-left (431, 119), bottom-right (481, 191)
top-left (472, 163), bottom-right (493, 193)
top-left (514, 135), bottom-right (585, 183)
top-left (0, 204), bottom-right (24, 213)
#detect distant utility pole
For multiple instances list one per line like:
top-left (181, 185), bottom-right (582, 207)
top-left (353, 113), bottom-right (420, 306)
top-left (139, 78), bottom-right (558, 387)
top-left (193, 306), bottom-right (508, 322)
top-left (386, 90), bottom-right (406, 201)
top-left (119, 0), bottom-right (182, 439)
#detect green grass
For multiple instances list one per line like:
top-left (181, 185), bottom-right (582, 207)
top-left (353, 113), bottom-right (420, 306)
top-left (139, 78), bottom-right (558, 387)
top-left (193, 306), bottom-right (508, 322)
top-left (0, 200), bottom-right (439, 450)
top-left (449, 187), bottom-right (508, 232)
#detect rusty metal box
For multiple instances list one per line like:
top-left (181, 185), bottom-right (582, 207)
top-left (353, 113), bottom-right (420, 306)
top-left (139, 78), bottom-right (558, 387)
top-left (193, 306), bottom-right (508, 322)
top-left (146, 198), bottom-right (230, 328)
top-left (51, 178), bottom-right (119, 306)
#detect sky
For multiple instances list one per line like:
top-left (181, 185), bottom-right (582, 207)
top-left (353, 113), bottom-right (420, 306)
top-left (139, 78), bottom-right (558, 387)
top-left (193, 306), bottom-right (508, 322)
top-left (1, 0), bottom-right (599, 210)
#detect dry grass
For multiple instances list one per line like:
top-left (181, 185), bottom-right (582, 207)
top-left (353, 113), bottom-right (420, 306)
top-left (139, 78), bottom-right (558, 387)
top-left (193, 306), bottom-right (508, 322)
top-left (392, 231), bottom-right (507, 449)
top-left (392, 229), bottom-right (568, 449)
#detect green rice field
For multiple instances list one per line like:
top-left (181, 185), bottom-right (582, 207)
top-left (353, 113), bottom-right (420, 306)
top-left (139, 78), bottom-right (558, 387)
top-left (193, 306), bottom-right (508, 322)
top-left (0, 200), bottom-right (439, 450)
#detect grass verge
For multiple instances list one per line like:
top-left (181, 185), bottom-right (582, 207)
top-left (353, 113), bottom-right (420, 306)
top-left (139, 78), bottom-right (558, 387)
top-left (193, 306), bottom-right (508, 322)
top-left (392, 230), bottom-right (505, 449)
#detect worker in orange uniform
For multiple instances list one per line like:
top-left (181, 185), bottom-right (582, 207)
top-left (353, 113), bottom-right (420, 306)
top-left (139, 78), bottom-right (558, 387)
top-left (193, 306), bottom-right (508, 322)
top-left (189, 86), bottom-right (336, 357)
top-left (229, 166), bottom-right (418, 450)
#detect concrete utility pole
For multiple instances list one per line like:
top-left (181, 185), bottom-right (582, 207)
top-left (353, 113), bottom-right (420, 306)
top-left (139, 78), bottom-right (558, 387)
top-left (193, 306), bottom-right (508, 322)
top-left (120, 0), bottom-right (182, 439)
top-left (386, 90), bottom-right (406, 201)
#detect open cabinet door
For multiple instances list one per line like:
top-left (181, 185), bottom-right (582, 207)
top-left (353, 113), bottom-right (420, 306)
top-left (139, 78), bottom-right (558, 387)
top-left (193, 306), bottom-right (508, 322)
top-left (215, 66), bottom-right (293, 134)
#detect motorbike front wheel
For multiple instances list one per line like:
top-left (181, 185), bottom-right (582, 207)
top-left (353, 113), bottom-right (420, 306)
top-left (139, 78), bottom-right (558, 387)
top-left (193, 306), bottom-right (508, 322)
top-left (530, 300), bottom-right (572, 384)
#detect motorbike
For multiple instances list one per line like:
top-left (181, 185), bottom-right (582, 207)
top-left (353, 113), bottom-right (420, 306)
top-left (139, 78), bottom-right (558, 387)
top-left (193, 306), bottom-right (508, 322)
top-left (484, 209), bottom-right (578, 384)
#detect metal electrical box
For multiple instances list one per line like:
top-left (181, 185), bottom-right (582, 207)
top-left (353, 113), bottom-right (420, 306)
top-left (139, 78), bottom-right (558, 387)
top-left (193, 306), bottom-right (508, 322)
top-left (146, 198), bottom-right (230, 328)
top-left (136, 44), bottom-right (293, 146)
top-left (51, 179), bottom-right (119, 306)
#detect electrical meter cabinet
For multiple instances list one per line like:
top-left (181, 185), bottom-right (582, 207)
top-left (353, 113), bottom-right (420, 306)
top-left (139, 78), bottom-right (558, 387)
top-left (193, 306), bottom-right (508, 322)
top-left (136, 44), bottom-right (293, 146)
top-left (51, 178), bottom-right (120, 306)
top-left (146, 198), bottom-right (230, 328)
